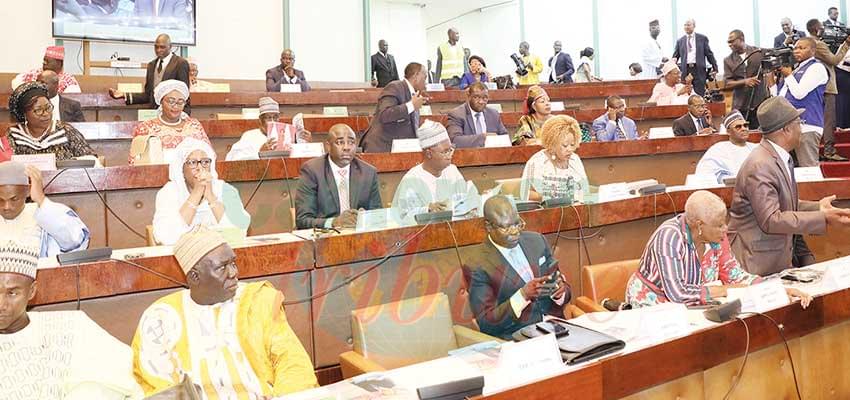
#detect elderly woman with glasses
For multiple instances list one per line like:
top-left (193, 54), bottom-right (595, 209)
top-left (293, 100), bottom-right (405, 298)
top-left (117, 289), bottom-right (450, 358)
top-left (129, 79), bottom-right (211, 165)
top-left (5, 81), bottom-right (95, 161)
top-left (625, 190), bottom-right (812, 309)
top-left (521, 115), bottom-right (587, 202)
top-left (152, 138), bottom-right (250, 245)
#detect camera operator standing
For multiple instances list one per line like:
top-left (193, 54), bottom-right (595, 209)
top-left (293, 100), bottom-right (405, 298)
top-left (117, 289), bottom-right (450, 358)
top-left (805, 18), bottom-right (850, 161)
top-left (724, 30), bottom-right (768, 128)
top-left (778, 37), bottom-right (828, 167)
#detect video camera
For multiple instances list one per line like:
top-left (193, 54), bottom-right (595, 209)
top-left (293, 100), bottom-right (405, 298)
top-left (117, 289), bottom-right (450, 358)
top-left (761, 47), bottom-right (795, 71)
top-left (510, 53), bottom-right (528, 76)
top-left (823, 25), bottom-right (850, 53)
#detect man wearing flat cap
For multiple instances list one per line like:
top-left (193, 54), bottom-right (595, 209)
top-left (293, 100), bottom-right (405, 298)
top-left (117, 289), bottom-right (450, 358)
top-left (695, 110), bottom-right (757, 183)
top-left (728, 96), bottom-right (850, 276)
top-left (0, 162), bottom-right (89, 258)
top-left (11, 45), bottom-right (81, 94)
top-left (0, 240), bottom-right (142, 399)
top-left (225, 97), bottom-right (311, 161)
top-left (392, 120), bottom-right (466, 223)
top-left (132, 227), bottom-right (318, 398)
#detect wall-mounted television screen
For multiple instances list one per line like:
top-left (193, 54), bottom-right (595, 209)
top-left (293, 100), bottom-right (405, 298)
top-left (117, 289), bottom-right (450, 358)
top-left (52, 0), bottom-right (196, 45)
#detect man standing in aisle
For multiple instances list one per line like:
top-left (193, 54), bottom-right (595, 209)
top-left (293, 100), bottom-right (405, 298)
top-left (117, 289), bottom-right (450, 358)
top-left (517, 41), bottom-right (544, 85)
top-left (723, 29), bottom-right (767, 128)
top-left (805, 18), bottom-right (850, 161)
top-left (672, 19), bottom-right (718, 96)
top-left (642, 20), bottom-right (666, 78)
top-left (371, 39), bottom-right (399, 88)
top-left (435, 28), bottom-right (464, 88)
top-left (548, 41), bottom-right (574, 84)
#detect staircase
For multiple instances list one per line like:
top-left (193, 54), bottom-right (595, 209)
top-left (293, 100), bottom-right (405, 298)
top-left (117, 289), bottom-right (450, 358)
top-left (820, 129), bottom-right (850, 178)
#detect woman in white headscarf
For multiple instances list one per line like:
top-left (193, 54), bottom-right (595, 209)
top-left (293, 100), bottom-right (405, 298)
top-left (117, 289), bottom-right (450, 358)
top-left (129, 79), bottom-right (211, 165)
top-left (152, 138), bottom-right (250, 245)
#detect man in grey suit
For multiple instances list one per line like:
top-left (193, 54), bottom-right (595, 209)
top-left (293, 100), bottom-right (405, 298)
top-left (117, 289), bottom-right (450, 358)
top-left (265, 49), bottom-right (311, 92)
top-left (728, 97), bottom-right (850, 276)
top-left (463, 195), bottom-right (570, 340)
top-left (446, 83), bottom-right (508, 148)
top-left (295, 124), bottom-right (382, 229)
top-left (37, 70), bottom-right (84, 123)
top-left (360, 62), bottom-right (428, 153)
top-left (370, 40), bottom-right (399, 88)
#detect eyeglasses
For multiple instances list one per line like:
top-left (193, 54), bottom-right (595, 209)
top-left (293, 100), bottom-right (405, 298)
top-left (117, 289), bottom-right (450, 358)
top-left (434, 145), bottom-right (456, 157)
top-left (493, 219), bottom-right (526, 235)
top-left (185, 158), bottom-right (213, 169)
top-left (731, 122), bottom-right (749, 130)
top-left (30, 103), bottom-right (54, 116)
top-left (163, 98), bottom-right (186, 107)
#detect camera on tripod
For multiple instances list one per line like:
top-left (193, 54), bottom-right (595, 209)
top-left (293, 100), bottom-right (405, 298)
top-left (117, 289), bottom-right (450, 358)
top-left (823, 25), bottom-right (850, 53)
top-left (510, 53), bottom-right (528, 76)
top-left (761, 47), bottom-right (795, 71)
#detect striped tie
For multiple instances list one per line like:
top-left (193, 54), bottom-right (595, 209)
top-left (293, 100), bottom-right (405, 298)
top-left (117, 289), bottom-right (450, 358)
top-left (338, 169), bottom-right (350, 212)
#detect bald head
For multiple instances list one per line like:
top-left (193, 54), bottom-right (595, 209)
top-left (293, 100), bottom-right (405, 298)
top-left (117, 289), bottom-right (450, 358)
top-left (154, 34), bottom-right (172, 59)
top-left (280, 49), bottom-right (295, 69)
top-left (684, 190), bottom-right (727, 225)
top-left (37, 70), bottom-right (59, 98)
top-left (326, 124), bottom-right (356, 167)
top-left (483, 195), bottom-right (516, 225)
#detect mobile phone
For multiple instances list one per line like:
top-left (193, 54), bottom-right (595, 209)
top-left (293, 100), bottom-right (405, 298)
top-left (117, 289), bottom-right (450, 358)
top-left (781, 274), bottom-right (814, 283)
top-left (536, 321), bottom-right (569, 337)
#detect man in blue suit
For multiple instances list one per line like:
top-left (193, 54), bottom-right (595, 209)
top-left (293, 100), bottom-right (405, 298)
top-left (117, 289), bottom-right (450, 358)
top-left (672, 19), bottom-right (718, 96)
top-left (592, 95), bottom-right (640, 141)
top-left (548, 41), bottom-right (574, 84)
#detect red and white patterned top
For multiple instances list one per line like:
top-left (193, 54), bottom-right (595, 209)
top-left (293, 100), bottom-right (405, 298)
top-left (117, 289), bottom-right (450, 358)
top-left (129, 117), bottom-right (211, 165)
top-left (16, 68), bottom-right (81, 93)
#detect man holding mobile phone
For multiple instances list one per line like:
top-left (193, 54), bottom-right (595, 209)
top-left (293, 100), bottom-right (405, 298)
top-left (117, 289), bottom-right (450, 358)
top-left (463, 195), bottom-right (571, 340)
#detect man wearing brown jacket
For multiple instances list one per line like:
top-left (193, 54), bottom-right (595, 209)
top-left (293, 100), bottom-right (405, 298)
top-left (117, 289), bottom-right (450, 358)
top-left (806, 18), bottom-right (850, 161)
top-left (728, 97), bottom-right (850, 276)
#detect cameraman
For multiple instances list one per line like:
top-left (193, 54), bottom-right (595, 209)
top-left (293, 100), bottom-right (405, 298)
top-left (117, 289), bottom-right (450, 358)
top-left (724, 30), bottom-right (768, 128)
top-left (778, 37), bottom-right (828, 167)
top-left (806, 18), bottom-right (850, 161)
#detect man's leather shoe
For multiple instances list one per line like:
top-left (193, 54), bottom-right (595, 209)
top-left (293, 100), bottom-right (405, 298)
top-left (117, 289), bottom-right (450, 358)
top-left (821, 153), bottom-right (849, 162)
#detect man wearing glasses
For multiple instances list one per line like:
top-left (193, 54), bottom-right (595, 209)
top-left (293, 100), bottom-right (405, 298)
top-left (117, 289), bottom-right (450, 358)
top-left (723, 30), bottom-right (767, 129)
top-left (392, 120), bottom-right (465, 223)
top-left (695, 110), bottom-right (757, 183)
top-left (729, 97), bottom-right (850, 276)
top-left (463, 195), bottom-right (570, 340)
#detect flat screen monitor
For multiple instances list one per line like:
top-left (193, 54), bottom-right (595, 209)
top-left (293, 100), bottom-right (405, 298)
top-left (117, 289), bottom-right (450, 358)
top-left (52, 0), bottom-right (196, 45)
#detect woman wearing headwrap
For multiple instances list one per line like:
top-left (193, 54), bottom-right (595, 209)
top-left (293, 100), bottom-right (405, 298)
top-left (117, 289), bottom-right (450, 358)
top-left (513, 85), bottom-right (552, 145)
top-left (152, 138), bottom-right (250, 245)
top-left (129, 79), bottom-right (211, 165)
top-left (6, 81), bottom-right (96, 161)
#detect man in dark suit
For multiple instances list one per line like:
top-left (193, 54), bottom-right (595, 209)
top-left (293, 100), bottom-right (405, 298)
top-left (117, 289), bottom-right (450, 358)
top-left (295, 124), bottom-right (382, 229)
top-left (824, 7), bottom-right (846, 29)
top-left (672, 95), bottom-right (715, 136)
top-left (723, 30), bottom-right (767, 128)
top-left (37, 70), bottom-right (84, 122)
top-left (548, 41), bottom-right (574, 83)
top-left (463, 195), bottom-right (570, 340)
top-left (728, 96), bottom-right (850, 276)
top-left (370, 40), bottom-right (399, 88)
top-left (108, 34), bottom-right (191, 114)
top-left (446, 83), bottom-right (508, 148)
top-left (773, 17), bottom-right (806, 48)
top-left (360, 62), bottom-right (428, 153)
top-left (265, 49), bottom-right (311, 92)
top-left (672, 19), bottom-right (718, 96)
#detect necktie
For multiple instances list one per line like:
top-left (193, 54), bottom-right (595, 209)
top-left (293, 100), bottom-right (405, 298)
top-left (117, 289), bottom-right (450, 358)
top-left (475, 112), bottom-right (485, 135)
top-left (156, 58), bottom-right (163, 74)
top-left (616, 121), bottom-right (626, 140)
top-left (338, 169), bottom-right (350, 212)
top-left (688, 35), bottom-right (693, 53)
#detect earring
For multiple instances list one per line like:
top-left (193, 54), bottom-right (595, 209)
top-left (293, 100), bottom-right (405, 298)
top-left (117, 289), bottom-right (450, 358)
top-left (698, 227), bottom-right (703, 236)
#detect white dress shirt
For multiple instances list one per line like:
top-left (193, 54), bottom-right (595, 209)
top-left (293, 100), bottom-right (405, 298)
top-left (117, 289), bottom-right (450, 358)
top-left (489, 236), bottom-right (565, 317)
top-left (322, 160), bottom-right (351, 228)
top-left (549, 52), bottom-right (561, 82)
top-left (469, 104), bottom-right (487, 134)
top-left (404, 78), bottom-right (418, 114)
top-left (50, 95), bottom-right (61, 122)
top-left (686, 34), bottom-right (697, 64)
top-left (767, 138), bottom-right (793, 183)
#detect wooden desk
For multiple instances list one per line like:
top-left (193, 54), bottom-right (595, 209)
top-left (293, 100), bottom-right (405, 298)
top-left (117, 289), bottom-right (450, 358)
top-left (0, 80), bottom-right (659, 122)
top-left (0, 102), bottom-right (725, 168)
top-left (32, 181), bottom-right (850, 387)
top-left (40, 128), bottom-right (735, 249)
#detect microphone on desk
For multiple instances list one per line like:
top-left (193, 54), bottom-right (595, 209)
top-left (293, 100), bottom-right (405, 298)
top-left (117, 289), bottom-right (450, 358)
top-left (601, 298), bottom-right (632, 311)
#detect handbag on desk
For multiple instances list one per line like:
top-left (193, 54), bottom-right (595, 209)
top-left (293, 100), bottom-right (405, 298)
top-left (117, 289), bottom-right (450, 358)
top-left (512, 318), bottom-right (625, 365)
top-left (129, 135), bottom-right (164, 165)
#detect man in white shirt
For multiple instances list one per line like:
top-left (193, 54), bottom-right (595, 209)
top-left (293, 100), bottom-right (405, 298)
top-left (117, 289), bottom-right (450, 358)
top-left (225, 97), bottom-right (310, 161)
top-left (695, 110), bottom-right (758, 183)
top-left (392, 120), bottom-right (465, 223)
top-left (463, 195), bottom-right (570, 340)
top-left (0, 240), bottom-right (142, 399)
top-left (641, 20), bottom-right (666, 78)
